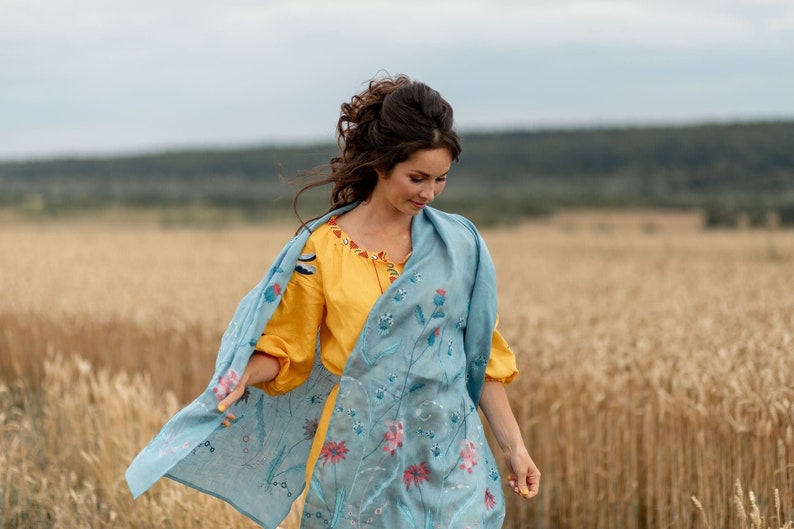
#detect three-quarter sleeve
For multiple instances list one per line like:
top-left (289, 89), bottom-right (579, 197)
top-left (484, 317), bottom-right (519, 385)
top-left (254, 243), bottom-right (325, 396)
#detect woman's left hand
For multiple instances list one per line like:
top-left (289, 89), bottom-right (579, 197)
top-left (504, 447), bottom-right (541, 499)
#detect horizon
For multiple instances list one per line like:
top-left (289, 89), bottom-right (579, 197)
top-left (3, 115), bottom-right (792, 164)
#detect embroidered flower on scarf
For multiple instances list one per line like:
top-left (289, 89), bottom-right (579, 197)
top-left (393, 288), bottom-right (407, 302)
top-left (427, 327), bottom-right (440, 346)
top-left (409, 271), bottom-right (422, 283)
top-left (459, 439), bottom-right (479, 473)
top-left (352, 421), bottom-right (364, 435)
top-left (264, 283), bottom-right (282, 303)
top-left (377, 313), bottom-right (394, 336)
top-left (484, 488), bottom-right (497, 510)
top-left (416, 428), bottom-right (435, 440)
top-left (402, 462), bottom-right (431, 490)
top-left (303, 418), bottom-right (318, 440)
top-left (383, 421), bottom-right (404, 456)
top-left (319, 440), bottom-right (349, 466)
top-left (433, 289), bottom-right (446, 306)
top-left (212, 369), bottom-right (239, 401)
top-left (472, 355), bottom-right (488, 368)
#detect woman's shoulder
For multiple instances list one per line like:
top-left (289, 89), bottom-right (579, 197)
top-left (423, 207), bottom-right (484, 246)
top-left (300, 217), bottom-right (358, 260)
top-left (287, 221), bottom-right (336, 281)
top-left (296, 220), bottom-right (334, 256)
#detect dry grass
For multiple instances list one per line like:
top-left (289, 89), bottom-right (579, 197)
top-left (2, 213), bottom-right (793, 528)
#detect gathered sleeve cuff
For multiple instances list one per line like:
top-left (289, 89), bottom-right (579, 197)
top-left (484, 317), bottom-right (519, 385)
top-left (253, 243), bottom-right (325, 396)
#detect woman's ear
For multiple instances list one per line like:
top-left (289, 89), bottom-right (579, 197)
top-left (375, 166), bottom-right (389, 180)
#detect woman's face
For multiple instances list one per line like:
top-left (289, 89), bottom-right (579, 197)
top-left (373, 148), bottom-right (452, 217)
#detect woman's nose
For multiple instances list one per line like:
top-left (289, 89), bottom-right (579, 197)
top-left (418, 184), bottom-right (435, 201)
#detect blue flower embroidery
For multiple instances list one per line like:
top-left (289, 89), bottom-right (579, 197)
top-left (378, 313), bottom-right (394, 336)
top-left (264, 283), bottom-right (282, 303)
top-left (352, 421), bottom-right (364, 435)
top-left (433, 289), bottom-right (446, 306)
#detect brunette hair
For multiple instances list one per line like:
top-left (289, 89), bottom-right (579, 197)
top-left (293, 74), bottom-right (461, 226)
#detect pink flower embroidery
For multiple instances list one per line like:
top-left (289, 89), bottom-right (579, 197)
top-left (484, 488), bottom-right (497, 510)
top-left (402, 462), bottom-right (431, 490)
top-left (319, 440), bottom-right (349, 466)
top-left (383, 421), bottom-right (404, 456)
top-left (212, 369), bottom-right (239, 401)
top-left (459, 439), bottom-right (479, 474)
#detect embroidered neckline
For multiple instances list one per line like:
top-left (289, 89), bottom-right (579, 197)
top-left (328, 217), bottom-right (400, 283)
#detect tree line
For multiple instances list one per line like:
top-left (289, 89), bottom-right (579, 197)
top-left (2, 120), bottom-right (793, 226)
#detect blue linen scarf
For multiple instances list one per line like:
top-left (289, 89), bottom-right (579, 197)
top-left (126, 205), bottom-right (503, 528)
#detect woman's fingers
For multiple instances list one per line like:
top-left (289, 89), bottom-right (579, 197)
top-left (216, 353), bottom-right (280, 422)
top-left (524, 463), bottom-right (541, 498)
top-left (217, 391), bottom-right (238, 414)
top-left (521, 458), bottom-right (541, 498)
top-left (509, 472), bottom-right (532, 498)
top-left (215, 354), bottom-right (274, 424)
top-left (218, 391), bottom-right (240, 427)
top-left (220, 412), bottom-right (236, 427)
top-left (216, 377), bottom-right (248, 421)
top-left (507, 452), bottom-right (541, 499)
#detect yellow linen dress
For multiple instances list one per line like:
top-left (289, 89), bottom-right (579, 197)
top-left (254, 217), bottom-right (517, 482)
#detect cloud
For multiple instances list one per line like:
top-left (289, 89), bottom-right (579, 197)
top-left (1, 0), bottom-right (793, 157)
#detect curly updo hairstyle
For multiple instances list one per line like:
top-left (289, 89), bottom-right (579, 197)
top-left (294, 74), bottom-right (461, 223)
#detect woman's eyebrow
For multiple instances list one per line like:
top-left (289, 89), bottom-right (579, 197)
top-left (410, 169), bottom-right (450, 177)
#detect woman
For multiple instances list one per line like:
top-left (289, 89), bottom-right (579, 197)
top-left (127, 75), bottom-right (540, 528)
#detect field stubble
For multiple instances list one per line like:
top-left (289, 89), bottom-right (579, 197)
top-left (1, 213), bottom-right (793, 528)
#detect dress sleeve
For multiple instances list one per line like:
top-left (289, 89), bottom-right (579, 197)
top-left (484, 316), bottom-right (519, 385)
top-left (253, 240), bottom-right (325, 396)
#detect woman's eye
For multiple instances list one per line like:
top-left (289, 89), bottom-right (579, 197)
top-left (410, 177), bottom-right (424, 183)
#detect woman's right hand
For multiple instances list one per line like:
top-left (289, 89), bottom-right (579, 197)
top-left (217, 352), bottom-right (281, 425)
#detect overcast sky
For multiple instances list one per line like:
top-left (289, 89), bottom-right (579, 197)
top-left (2, 0), bottom-right (793, 160)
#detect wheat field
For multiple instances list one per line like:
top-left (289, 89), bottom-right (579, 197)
top-left (1, 211), bottom-right (793, 528)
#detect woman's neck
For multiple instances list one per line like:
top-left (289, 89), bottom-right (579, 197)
top-left (335, 201), bottom-right (414, 263)
top-left (353, 199), bottom-right (413, 234)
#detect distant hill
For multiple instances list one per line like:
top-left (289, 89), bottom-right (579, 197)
top-left (2, 121), bottom-right (793, 226)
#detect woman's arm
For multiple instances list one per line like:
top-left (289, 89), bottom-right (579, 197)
top-left (479, 381), bottom-right (541, 499)
top-left (216, 238), bottom-right (325, 418)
